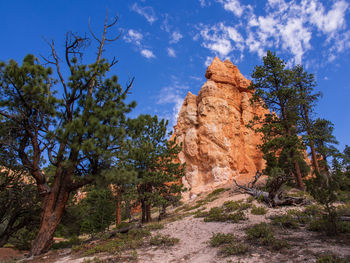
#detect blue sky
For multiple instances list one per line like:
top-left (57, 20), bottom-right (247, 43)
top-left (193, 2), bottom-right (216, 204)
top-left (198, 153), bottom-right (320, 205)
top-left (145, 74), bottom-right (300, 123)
top-left (0, 0), bottom-right (349, 151)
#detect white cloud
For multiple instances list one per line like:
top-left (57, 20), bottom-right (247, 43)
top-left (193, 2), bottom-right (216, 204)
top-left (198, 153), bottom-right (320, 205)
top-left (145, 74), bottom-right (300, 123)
top-left (131, 3), bottom-right (157, 24)
top-left (141, 49), bottom-right (156, 59)
top-left (217, 0), bottom-right (245, 17)
top-left (199, 0), bottom-right (209, 7)
top-left (170, 31), bottom-right (183, 44)
top-left (205, 56), bottom-right (214, 67)
top-left (123, 29), bottom-right (143, 47)
top-left (197, 0), bottom-right (350, 65)
top-left (167, 47), bottom-right (176, 57)
top-left (302, 0), bottom-right (348, 35)
top-left (199, 23), bottom-right (244, 58)
top-left (157, 80), bottom-right (190, 126)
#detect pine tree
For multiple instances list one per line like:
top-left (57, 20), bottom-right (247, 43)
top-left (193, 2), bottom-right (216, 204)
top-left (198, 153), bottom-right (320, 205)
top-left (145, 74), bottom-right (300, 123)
top-left (0, 16), bottom-right (135, 255)
top-left (291, 65), bottom-right (322, 176)
top-left (250, 51), bottom-right (308, 189)
top-left (127, 115), bottom-right (185, 223)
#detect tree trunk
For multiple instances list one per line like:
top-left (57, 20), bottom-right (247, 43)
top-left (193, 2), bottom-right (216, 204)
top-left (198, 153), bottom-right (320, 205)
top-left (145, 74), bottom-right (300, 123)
top-left (115, 189), bottom-right (122, 226)
top-left (294, 161), bottom-right (305, 190)
top-left (303, 108), bottom-right (321, 176)
top-left (141, 200), bottom-right (146, 223)
top-left (146, 203), bottom-right (151, 223)
top-left (29, 186), bottom-right (69, 256)
top-left (0, 232), bottom-right (10, 248)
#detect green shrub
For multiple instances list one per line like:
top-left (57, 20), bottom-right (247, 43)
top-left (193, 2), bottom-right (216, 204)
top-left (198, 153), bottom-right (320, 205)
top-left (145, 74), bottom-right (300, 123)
top-left (270, 214), bottom-right (299, 229)
top-left (150, 234), bottom-right (179, 246)
top-left (316, 254), bottom-right (348, 263)
top-left (251, 206), bottom-right (267, 215)
top-left (209, 233), bottom-right (236, 247)
top-left (207, 188), bottom-right (226, 198)
top-left (245, 223), bottom-right (288, 250)
top-left (246, 223), bottom-right (275, 245)
top-left (223, 200), bottom-right (251, 212)
top-left (219, 243), bottom-right (248, 256)
top-left (51, 236), bottom-right (81, 250)
top-left (146, 223), bottom-right (164, 231)
top-left (203, 207), bottom-right (246, 223)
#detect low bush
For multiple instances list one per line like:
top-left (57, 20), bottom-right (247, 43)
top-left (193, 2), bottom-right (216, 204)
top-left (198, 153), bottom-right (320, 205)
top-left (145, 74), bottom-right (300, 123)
top-left (145, 223), bottom-right (164, 231)
top-left (209, 233), bottom-right (236, 247)
top-left (219, 243), bottom-right (248, 256)
top-left (316, 254), bottom-right (349, 263)
top-left (203, 207), bottom-right (246, 223)
top-left (149, 234), bottom-right (179, 246)
top-left (209, 232), bottom-right (248, 257)
top-left (270, 214), bottom-right (299, 229)
top-left (245, 223), bottom-right (288, 251)
top-left (251, 205), bottom-right (267, 215)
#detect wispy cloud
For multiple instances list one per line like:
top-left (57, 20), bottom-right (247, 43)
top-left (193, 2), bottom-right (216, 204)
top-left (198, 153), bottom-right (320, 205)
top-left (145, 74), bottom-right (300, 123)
top-left (123, 29), bottom-right (143, 47)
top-left (141, 49), bottom-right (156, 59)
top-left (170, 31), bottom-right (183, 44)
top-left (157, 77), bottom-right (190, 126)
top-left (196, 0), bottom-right (350, 65)
top-left (131, 3), bottom-right (157, 24)
top-left (167, 47), bottom-right (176, 57)
top-left (217, 0), bottom-right (246, 17)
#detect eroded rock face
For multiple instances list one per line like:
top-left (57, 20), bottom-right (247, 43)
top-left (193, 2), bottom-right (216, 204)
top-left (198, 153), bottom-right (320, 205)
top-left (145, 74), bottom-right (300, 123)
top-left (172, 57), bottom-right (269, 198)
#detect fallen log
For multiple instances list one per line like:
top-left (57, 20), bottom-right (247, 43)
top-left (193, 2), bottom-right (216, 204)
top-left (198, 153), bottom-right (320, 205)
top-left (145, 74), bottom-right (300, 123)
top-left (233, 171), bottom-right (307, 207)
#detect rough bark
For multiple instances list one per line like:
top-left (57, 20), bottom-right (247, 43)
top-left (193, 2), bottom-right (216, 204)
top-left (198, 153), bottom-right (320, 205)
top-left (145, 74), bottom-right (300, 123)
top-left (233, 171), bottom-right (307, 207)
top-left (29, 183), bottom-right (69, 256)
top-left (294, 161), bottom-right (305, 190)
top-left (115, 188), bottom-right (122, 226)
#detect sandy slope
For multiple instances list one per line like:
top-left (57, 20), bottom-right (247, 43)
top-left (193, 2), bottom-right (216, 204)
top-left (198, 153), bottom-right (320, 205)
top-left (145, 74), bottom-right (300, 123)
top-left (9, 190), bottom-right (350, 263)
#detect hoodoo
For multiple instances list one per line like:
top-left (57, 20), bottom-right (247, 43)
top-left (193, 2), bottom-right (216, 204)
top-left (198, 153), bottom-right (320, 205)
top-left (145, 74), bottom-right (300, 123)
top-left (172, 57), bottom-right (269, 198)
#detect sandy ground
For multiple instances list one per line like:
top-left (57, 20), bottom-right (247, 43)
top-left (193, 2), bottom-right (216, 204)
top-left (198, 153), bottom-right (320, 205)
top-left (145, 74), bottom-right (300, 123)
top-left (3, 190), bottom-right (350, 263)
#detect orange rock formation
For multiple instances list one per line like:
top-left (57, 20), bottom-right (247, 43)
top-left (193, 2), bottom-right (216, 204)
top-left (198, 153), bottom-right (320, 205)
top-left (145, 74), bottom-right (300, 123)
top-left (172, 57), bottom-right (269, 198)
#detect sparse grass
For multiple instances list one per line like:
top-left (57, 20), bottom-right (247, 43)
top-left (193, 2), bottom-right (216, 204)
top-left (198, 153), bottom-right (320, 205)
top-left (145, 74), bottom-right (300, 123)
top-left (270, 214), bottom-right (299, 229)
top-left (149, 234), bottom-right (179, 246)
top-left (223, 200), bottom-right (252, 212)
top-left (207, 188), bottom-right (226, 198)
top-left (72, 228), bottom-right (151, 256)
top-left (145, 223), bottom-right (164, 231)
top-left (51, 235), bottom-right (81, 250)
top-left (209, 232), bottom-right (248, 257)
top-left (203, 207), bottom-right (246, 223)
top-left (245, 223), bottom-right (289, 251)
top-left (219, 243), bottom-right (248, 256)
top-left (316, 254), bottom-right (349, 263)
top-left (251, 205), bottom-right (267, 215)
top-left (209, 233), bottom-right (236, 247)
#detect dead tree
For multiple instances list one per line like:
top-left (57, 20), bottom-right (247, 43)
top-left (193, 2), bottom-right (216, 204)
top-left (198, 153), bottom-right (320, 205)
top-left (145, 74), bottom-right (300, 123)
top-left (233, 171), bottom-right (307, 207)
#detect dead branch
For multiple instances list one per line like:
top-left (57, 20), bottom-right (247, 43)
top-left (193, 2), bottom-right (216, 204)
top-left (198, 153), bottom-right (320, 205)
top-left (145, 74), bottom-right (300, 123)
top-left (233, 170), bottom-right (307, 207)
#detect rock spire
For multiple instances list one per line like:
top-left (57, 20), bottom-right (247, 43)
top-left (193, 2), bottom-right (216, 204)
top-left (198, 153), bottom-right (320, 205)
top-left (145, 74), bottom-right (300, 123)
top-left (172, 57), bottom-right (269, 198)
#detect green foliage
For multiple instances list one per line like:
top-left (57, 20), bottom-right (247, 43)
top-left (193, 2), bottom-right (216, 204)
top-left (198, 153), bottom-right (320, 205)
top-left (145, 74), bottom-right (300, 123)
top-left (203, 207), bottom-right (246, 223)
top-left (316, 255), bottom-right (349, 263)
top-left (270, 214), bottom-right (299, 229)
top-left (207, 188), bottom-right (226, 198)
top-left (251, 205), bottom-right (267, 215)
top-left (149, 234), bottom-right (179, 246)
top-left (127, 114), bottom-right (186, 222)
top-left (209, 233), bottom-right (248, 257)
top-left (74, 228), bottom-right (151, 257)
top-left (209, 233), bottom-right (236, 247)
top-left (51, 236), bottom-right (81, 250)
top-left (245, 223), bottom-right (288, 250)
top-left (249, 51), bottom-right (309, 186)
top-left (0, 166), bottom-right (40, 248)
top-left (145, 223), bottom-right (164, 231)
top-left (80, 187), bottom-right (115, 236)
top-left (8, 226), bottom-right (38, 250)
top-left (219, 243), bottom-right (248, 257)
